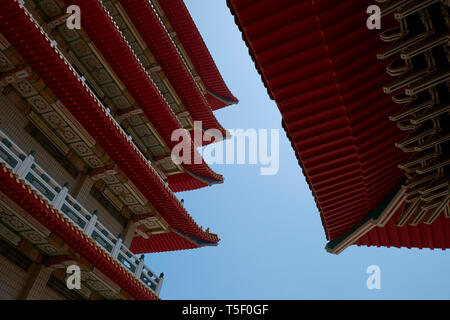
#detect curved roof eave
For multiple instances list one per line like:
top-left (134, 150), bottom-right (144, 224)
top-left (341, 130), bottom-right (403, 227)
top-left (158, 0), bottom-right (239, 110)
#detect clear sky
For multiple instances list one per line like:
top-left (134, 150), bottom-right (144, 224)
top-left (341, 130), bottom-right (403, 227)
top-left (146, 0), bottom-right (450, 300)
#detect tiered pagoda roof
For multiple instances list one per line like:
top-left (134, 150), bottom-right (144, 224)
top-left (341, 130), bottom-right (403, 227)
top-left (227, 0), bottom-right (449, 253)
top-left (0, 0), bottom-right (237, 300)
top-left (0, 0), bottom-right (224, 254)
top-left (0, 0), bottom-right (238, 287)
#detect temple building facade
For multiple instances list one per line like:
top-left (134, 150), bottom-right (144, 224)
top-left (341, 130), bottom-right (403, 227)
top-left (0, 0), bottom-right (236, 299)
top-left (228, 0), bottom-right (449, 253)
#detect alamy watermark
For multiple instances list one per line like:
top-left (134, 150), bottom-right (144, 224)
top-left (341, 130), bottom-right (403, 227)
top-left (66, 264), bottom-right (81, 290)
top-left (367, 5), bottom-right (381, 30)
top-left (366, 265), bottom-right (381, 290)
top-left (63, 4), bottom-right (381, 31)
top-left (66, 5), bottom-right (81, 30)
top-left (171, 121), bottom-right (280, 176)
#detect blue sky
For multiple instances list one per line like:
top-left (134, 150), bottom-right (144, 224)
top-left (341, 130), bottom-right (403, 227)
top-left (146, 0), bottom-right (450, 300)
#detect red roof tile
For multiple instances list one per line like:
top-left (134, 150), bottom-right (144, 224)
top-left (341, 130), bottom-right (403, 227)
top-left (158, 0), bottom-right (238, 110)
top-left (356, 203), bottom-right (450, 250)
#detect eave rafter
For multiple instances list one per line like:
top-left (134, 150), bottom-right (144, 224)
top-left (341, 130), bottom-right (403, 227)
top-left (327, 0), bottom-right (450, 253)
top-left (378, 0), bottom-right (449, 227)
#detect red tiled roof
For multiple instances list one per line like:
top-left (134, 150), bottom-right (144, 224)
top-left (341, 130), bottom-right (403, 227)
top-left (158, 0), bottom-right (238, 110)
top-left (356, 203), bottom-right (450, 250)
top-left (118, 0), bottom-right (228, 136)
top-left (0, 0), bottom-right (219, 250)
top-left (0, 164), bottom-right (159, 300)
top-left (326, 188), bottom-right (450, 253)
top-left (131, 231), bottom-right (198, 254)
top-left (68, 0), bottom-right (222, 192)
top-left (168, 172), bottom-right (221, 193)
top-left (227, 0), bottom-right (409, 240)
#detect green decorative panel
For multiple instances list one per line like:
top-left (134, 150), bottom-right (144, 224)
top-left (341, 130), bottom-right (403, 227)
top-left (25, 172), bottom-right (56, 201)
top-left (92, 230), bottom-right (113, 253)
top-left (61, 204), bottom-right (87, 229)
top-left (1, 138), bottom-right (12, 148)
top-left (0, 145), bottom-right (18, 168)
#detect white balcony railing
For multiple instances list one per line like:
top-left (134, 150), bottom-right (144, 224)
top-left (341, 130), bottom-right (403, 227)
top-left (0, 129), bottom-right (163, 296)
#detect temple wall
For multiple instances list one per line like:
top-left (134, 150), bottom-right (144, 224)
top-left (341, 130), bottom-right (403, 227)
top-left (0, 254), bottom-right (28, 299)
top-left (0, 93), bottom-right (126, 239)
top-left (25, 265), bottom-right (55, 300)
top-left (35, 286), bottom-right (67, 300)
top-left (0, 252), bottom-right (66, 300)
top-left (0, 93), bottom-right (77, 191)
top-left (37, 285), bottom-right (66, 300)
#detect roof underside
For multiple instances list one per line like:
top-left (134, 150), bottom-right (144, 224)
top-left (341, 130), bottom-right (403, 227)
top-left (227, 0), bottom-right (409, 241)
